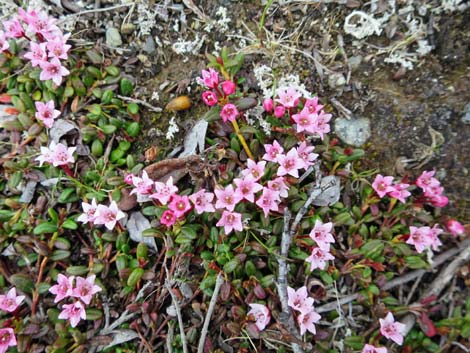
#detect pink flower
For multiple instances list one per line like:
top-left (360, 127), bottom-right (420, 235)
top-left (262, 140), bottom-right (284, 162)
top-left (312, 111), bottom-right (332, 140)
top-left (221, 80), bottom-right (236, 95)
top-left (215, 185), bottom-right (242, 212)
top-left (262, 98), bottom-right (273, 113)
top-left (292, 109), bottom-right (316, 133)
top-left (130, 171), bottom-right (154, 196)
top-left (94, 201), bottom-right (126, 230)
top-left (276, 148), bottom-right (303, 178)
top-left (26, 10), bottom-right (60, 39)
top-left (3, 18), bottom-right (24, 38)
top-left (406, 226), bottom-right (433, 253)
top-left (379, 312), bottom-right (406, 345)
top-left (189, 189), bottom-right (215, 214)
top-left (35, 141), bottom-right (75, 167)
top-left (388, 183), bottom-right (411, 203)
top-left (58, 301), bottom-right (86, 328)
top-left (0, 288), bottom-right (25, 312)
top-left (35, 144), bottom-right (53, 167)
top-left (304, 97), bottom-right (324, 115)
top-left (267, 177), bottom-right (289, 198)
top-left (309, 220), bottom-right (335, 249)
top-left (255, 187), bottom-right (280, 217)
top-left (168, 195), bottom-right (192, 217)
top-left (372, 174), bottom-right (395, 198)
top-left (429, 224), bottom-right (443, 251)
top-left (362, 344), bottom-right (388, 353)
top-left (241, 159), bottom-right (266, 181)
top-left (247, 303), bottom-right (271, 331)
top-left (124, 174), bottom-right (134, 185)
top-left (234, 178), bottom-right (263, 203)
top-left (46, 33), bottom-right (71, 60)
top-left (274, 105), bottom-right (286, 118)
top-left (416, 170), bottom-right (440, 193)
top-left (0, 328), bottom-right (17, 353)
top-left (39, 57), bottom-right (70, 86)
top-left (197, 68), bottom-right (219, 89)
top-left (297, 308), bottom-right (321, 335)
top-left (49, 274), bottom-right (74, 303)
top-left (77, 199), bottom-right (98, 224)
top-left (216, 211), bottom-right (243, 234)
top-left (201, 91), bottom-right (218, 106)
top-left (296, 142), bottom-right (318, 168)
top-left (275, 87), bottom-right (301, 108)
top-left (151, 177), bottom-right (178, 205)
top-left (161, 210), bottom-right (177, 227)
top-left (446, 219), bottom-right (465, 237)
top-left (35, 100), bottom-right (60, 128)
top-left (72, 275), bottom-right (102, 305)
top-left (287, 286), bottom-right (314, 313)
top-left (0, 31), bottom-right (9, 52)
top-left (220, 103), bottom-right (238, 123)
top-left (17, 8), bottom-right (37, 25)
top-left (305, 247), bottom-right (334, 271)
top-left (24, 41), bottom-right (47, 67)
top-left (429, 194), bottom-right (448, 208)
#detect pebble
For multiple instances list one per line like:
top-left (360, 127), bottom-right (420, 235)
top-left (462, 103), bottom-right (470, 124)
top-left (348, 55), bottom-right (362, 71)
top-left (328, 72), bottom-right (346, 89)
top-left (334, 117), bottom-right (371, 147)
top-left (106, 27), bottom-right (123, 47)
top-left (142, 36), bottom-right (156, 54)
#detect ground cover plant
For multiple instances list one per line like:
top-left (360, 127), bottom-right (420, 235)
top-left (0, 3), bottom-right (469, 353)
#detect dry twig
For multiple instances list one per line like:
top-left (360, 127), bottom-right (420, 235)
top-left (165, 281), bottom-right (189, 353)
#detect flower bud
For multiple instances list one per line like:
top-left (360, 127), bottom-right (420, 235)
top-left (274, 105), bottom-right (285, 118)
top-left (262, 98), bottom-right (273, 113)
top-left (221, 80), bottom-right (236, 95)
top-left (446, 219), bottom-right (465, 237)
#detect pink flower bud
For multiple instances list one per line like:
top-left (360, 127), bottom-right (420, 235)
top-left (274, 105), bottom-right (285, 118)
top-left (431, 195), bottom-right (448, 208)
top-left (201, 91), bottom-right (218, 106)
top-left (263, 98), bottom-right (273, 113)
top-left (221, 80), bottom-right (236, 95)
top-left (446, 219), bottom-right (465, 237)
top-left (124, 174), bottom-right (134, 185)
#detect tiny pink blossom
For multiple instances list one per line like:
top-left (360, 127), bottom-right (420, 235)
top-left (267, 177), bottom-right (289, 198)
top-left (3, 18), bottom-right (24, 38)
top-left (0, 328), bottom-right (17, 353)
top-left (372, 174), bottom-right (395, 198)
top-left (72, 275), bottom-right (102, 305)
top-left (221, 80), bottom-right (236, 95)
top-left (416, 170), bottom-right (440, 193)
top-left (362, 344), bottom-right (388, 353)
top-left (130, 171), bottom-right (154, 196)
top-left (0, 288), bottom-right (25, 312)
top-left (35, 145), bottom-right (53, 167)
top-left (216, 211), bottom-right (243, 234)
top-left (17, 8), bottom-right (37, 25)
top-left (429, 194), bottom-right (448, 208)
top-left (274, 105), bottom-right (286, 118)
top-left (309, 220), bottom-right (335, 249)
top-left (77, 198), bottom-right (98, 224)
top-left (161, 210), bottom-right (177, 227)
top-left (262, 98), bottom-right (274, 113)
top-left (0, 31), bottom-right (9, 52)
top-left (297, 308), bottom-right (321, 335)
top-left (388, 183), bottom-right (411, 203)
top-left (150, 177), bottom-right (178, 205)
top-left (36, 141), bottom-right (75, 167)
top-left (247, 303), bottom-right (271, 331)
top-left (197, 68), bottom-right (219, 89)
top-left (241, 159), bottom-right (266, 181)
top-left (255, 187), bottom-right (280, 218)
top-left (168, 195), bottom-right (192, 218)
top-left (35, 100), bottom-right (60, 128)
top-left (305, 247), bottom-right (335, 271)
top-left (276, 148), bottom-right (303, 178)
top-left (189, 189), bottom-right (215, 214)
top-left (94, 201), bottom-right (125, 230)
top-left (287, 286), bottom-right (314, 313)
top-left (234, 178), bottom-right (263, 203)
top-left (446, 219), bottom-right (465, 237)
top-left (27, 10), bottom-right (60, 38)
top-left (296, 142), bottom-right (318, 168)
top-left (215, 185), bottom-right (242, 212)
top-left (407, 226), bottom-right (433, 253)
top-left (429, 224), bottom-right (443, 251)
top-left (379, 312), bottom-right (406, 345)
top-left (312, 111), bottom-right (332, 140)
top-left (39, 57), bottom-right (70, 86)
top-left (46, 33), bottom-right (71, 60)
top-left (201, 91), bottom-right (218, 106)
top-left (24, 41), bottom-right (47, 67)
top-left (262, 140), bottom-right (284, 163)
top-left (275, 87), bottom-right (301, 108)
top-left (303, 97), bottom-right (324, 115)
top-left (292, 109), bottom-right (316, 133)
top-left (424, 184), bottom-right (444, 198)
top-left (58, 301), bottom-right (86, 328)
top-left (49, 274), bottom-right (74, 303)
top-left (220, 103), bottom-right (238, 123)
top-left (124, 174), bottom-right (134, 185)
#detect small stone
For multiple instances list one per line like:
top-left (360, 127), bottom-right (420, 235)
top-left (106, 27), bottom-right (123, 47)
top-left (328, 72), bottom-right (346, 89)
top-left (335, 117), bottom-right (371, 147)
top-left (462, 103), bottom-right (470, 124)
top-left (348, 55), bottom-right (362, 71)
top-left (142, 36), bottom-right (156, 54)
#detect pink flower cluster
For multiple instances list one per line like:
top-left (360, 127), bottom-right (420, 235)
top-left (305, 220), bottom-right (335, 271)
top-left (198, 68), bottom-right (238, 123)
top-left (406, 224), bottom-right (443, 253)
top-left (263, 88), bottom-right (332, 140)
top-left (371, 174), bottom-right (411, 203)
top-left (379, 312), bottom-right (406, 345)
top-left (247, 303), bottom-right (271, 331)
top-left (35, 141), bottom-right (75, 167)
top-left (49, 274), bottom-right (102, 327)
top-left (287, 286), bottom-right (321, 335)
top-left (416, 170), bottom-right (448, 207)
top-left (78, 199), bottom-right (126, 231)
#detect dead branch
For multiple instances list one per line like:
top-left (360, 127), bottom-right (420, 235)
top-left (165, 281), bottom-right (189, 353)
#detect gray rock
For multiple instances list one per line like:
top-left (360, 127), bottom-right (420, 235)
top-left (462, 103), bottom-right (470, 124)
top-left (312, 176), bottom-right (341, 206)
top-left (106, 27), bottom-right (123, 47)
top-left (335, 117), bottom-right (371, 147)
top-left (348, 55), bottom-right (363, 71)
top-left (328, 72), bottom-right (346, 89)
top-left (142, 36), bottom-right (156, 54)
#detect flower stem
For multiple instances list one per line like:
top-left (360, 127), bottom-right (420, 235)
top-left (231, 119), bottom-right (253, 160)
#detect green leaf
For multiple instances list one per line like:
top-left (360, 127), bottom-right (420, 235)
top-left (127, 268), bottom-right (144, 287)
top-left (10, 274), bottom-right (34, 294)
top-left (86, 309), bottom-right (103, 321)
top-left (62, 219), bottom-right (78, 230)
top-left (127, 103), bottom-right (139, 114)
top-left (50, 250), bottom-right (71, 261)
top-left (58, 188), bottom-right (77, 203)
top-left (34, 222), bottom-right (58, 235)
top-left (120, 78), bottom-right (134, 96)
top-left (66, 266), bottom-right (89, 276)
top-left (360, 240), bottom-right (384, 259)
top-left (223, 257), bottom-right (241, 274)
top-left (405, 255), bottom-right (429, 269)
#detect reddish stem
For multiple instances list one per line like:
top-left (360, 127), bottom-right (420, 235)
top-left (60, 164), bottom-right (74, 177)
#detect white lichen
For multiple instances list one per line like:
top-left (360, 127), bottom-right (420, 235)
top-left (166, 116), bottom-right (179, 141)
top-left (344, 11), bottom-right (383, 40)
top-left (172, 34), bottom-right (206, 55)
top-left (253, 65), bottom-right (274, 99)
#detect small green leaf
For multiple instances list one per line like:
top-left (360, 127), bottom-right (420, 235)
top-left (120, 78), bottom-right (134, 96)
top-left (223, 257), bottom-right (241, 274)
top-left (62, 219), bottom-right (78, 230)
top-left (127, 268), bottom-right (144, 287)
top-left (86, 309), bottom-right (103, 320)
top-left (127, 103), bottom-right (139, 114)
top-left (10, 274), bottom-right (34, 294)
top-left (405, 255), bottom-right (429, 269)
top-left (66, 266), bottom-right (89, 276)
top-left (50, 250), bottom-right (71, 261)
top-left (34, 222), bottom-right (58, 235)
